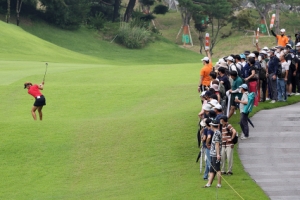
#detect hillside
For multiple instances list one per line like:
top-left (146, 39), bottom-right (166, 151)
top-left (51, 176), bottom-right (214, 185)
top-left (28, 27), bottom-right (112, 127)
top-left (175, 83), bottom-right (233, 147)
top-left (0, 21), bottom-right (103, 63)
top-left (19, 20), bottom-right (201, 65)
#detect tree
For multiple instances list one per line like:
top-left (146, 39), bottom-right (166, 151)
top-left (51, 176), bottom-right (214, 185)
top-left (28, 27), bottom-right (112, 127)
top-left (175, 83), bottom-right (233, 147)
top-left (177, 0), bottom-right (202, 46)
top-left (112, 0), bottom-right (120, 22)
top-left (193, 0), bottom-right (234, 53)
top-left (6, 0), bottom-right (10, 23)
top-left (16, 0), bottom-right (23, 26)
top-left (40, 0), bottom-right (89, 30)
top-left (123, 0), bottom-right (136, 22)
top-left (248, 0), bottom-right (274, 34)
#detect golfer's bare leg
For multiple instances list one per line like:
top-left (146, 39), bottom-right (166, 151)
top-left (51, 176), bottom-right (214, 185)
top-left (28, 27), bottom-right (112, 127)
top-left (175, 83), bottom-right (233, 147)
top-left (38, 106), bottom-right (43, 121)
top-left (31, 106), bottom-right (38, 120)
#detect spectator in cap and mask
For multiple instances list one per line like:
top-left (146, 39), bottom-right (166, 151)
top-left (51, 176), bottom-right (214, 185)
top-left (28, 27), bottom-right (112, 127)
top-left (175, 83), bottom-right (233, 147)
top-left (235, 84), bottom-right (249, 139)
top-left (271, 28), bottom-right (289, 47)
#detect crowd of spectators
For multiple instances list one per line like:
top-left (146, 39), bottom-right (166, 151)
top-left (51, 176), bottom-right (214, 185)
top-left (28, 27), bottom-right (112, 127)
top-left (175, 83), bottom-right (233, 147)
top-left (197, 28), bottom-right (300, 188)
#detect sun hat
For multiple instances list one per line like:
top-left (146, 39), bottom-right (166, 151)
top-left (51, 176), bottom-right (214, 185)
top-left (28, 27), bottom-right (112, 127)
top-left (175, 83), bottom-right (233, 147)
top-left (200, 119), bottom-right (206, 127)
top-left (226, 56), bottom-right (234, 62)
top-left (203, 103), bottom-right (212, 111)
top-left (239, 84), bottom-right (248, 90)
top-left (259, 50), bottom-right (268, 55)
top-left (262, 46), bottom-right (269, 51)
top-left (201, 57), bottom-right (209, 62)
top-left (240, 54), bottom-right (246, 59)
top-left (248, 53), bottom-right (256, 58)
top-left (216, 58), bottom-right (228, 68)
top-left (280, 28), bottom-right (286, 33)
top-left (213, 104), bottom-right (222, 110)
top-left (208, 99), bottom-right (219, 107)
top-left (211, 84), bottom-right (219, 91)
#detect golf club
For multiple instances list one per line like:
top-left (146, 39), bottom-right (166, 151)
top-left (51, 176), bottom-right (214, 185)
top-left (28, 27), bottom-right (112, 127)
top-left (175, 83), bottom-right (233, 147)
top-left (43, 63), bottom-right (48, 82)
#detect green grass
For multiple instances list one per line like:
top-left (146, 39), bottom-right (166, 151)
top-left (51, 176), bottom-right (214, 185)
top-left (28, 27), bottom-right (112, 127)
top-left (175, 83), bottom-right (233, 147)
top-left (2, 17), bottom-right (299, 199)
top-left (19, 19), bottom-right (201, 65)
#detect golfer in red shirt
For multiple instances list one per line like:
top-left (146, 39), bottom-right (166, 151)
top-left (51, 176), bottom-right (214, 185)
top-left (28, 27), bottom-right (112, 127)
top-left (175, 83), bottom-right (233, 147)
top-left (24, 82), bottom-right (46, 120)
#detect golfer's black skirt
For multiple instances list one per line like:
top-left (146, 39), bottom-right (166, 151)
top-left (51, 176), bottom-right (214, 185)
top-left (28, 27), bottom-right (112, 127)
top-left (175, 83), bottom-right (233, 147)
top-left (33, 95), bottom-right (46, 107)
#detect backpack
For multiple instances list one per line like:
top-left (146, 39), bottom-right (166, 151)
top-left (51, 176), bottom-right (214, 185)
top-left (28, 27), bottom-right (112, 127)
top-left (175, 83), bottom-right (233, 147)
top-left (230, 64), bottom-right (242, 78)
top-left (276, 63), bottom-right (283, 78)
top-left (219, 83), bottom-right (226, 98)
top-left (226, 126), bottom-right (238, 145)
top-left (243, 92), bottom-right (255, 114)
top-left (259, 61), bottom-right (267, 80)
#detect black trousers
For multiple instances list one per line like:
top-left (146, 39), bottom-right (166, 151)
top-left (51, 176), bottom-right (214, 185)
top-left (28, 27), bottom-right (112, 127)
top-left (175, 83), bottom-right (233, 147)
top-left (240, 112), bottom-right (249, 137)
top-left (260, 78), bottom-right (267, 101)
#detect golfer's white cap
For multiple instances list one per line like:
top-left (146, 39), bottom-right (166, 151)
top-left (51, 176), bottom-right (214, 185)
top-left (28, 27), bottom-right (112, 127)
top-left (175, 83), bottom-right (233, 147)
top-left (296, 42), bottom-right (300, 47)
top-left (248, 53), bottom-right (256, 58)
top-left (280, 29), bottom-right (286, 33)
top-left (226, 56), bottom-right (234, 62)
top-left (201, 57), bottom-right (209, 62)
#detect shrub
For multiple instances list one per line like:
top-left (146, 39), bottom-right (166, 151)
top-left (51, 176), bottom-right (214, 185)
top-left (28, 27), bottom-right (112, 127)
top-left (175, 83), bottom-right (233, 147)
top-left (87, 13), bottom-right (106, 30)
top-left (116, 23), bottom-right (152, 49)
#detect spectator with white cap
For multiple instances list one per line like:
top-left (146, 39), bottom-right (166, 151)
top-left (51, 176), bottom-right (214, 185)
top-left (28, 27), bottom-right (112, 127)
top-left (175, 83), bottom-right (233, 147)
top-left (214, 58), bottom-right (228, 72)
top-left (234, 84), bottom-right (249, 139)
top-left (271, 28), bottom-right (289, 47)
top-left (198, 91), bottom-right (211, 119)
top-left (198, 49), bottom-right (212, 93)
top-left (213, 104), bottom-right (223, 123)
top-left (226, 56), bottom-right (238, 73)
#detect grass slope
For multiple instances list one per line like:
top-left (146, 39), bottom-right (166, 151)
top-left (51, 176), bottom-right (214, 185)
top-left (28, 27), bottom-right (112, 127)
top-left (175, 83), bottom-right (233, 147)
top-left (0, 21), bottom-right (103, 64)
top-left (0, 20), bottom-right (275, 199)
top-left (20, 20), bottom-right (201, 65)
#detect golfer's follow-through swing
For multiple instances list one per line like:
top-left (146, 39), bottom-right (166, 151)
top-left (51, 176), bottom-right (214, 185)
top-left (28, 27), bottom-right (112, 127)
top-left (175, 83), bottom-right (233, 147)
top-left (24, 63), bottom-right (48, 120)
